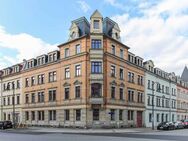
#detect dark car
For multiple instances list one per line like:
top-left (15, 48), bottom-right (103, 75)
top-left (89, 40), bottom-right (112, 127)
top-left (0, 121), bottom-right (13, 130)
top-left (174, 121), bottom-right (184, 129)
top-left (157, 122), bottom-right (175, 130)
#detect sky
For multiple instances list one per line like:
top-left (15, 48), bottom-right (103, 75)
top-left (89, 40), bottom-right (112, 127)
top-left (0, 0), bottom-right (188, 76)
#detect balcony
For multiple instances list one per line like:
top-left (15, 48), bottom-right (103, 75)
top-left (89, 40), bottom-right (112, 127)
top-left (89, 96), bottom-right (104, 104)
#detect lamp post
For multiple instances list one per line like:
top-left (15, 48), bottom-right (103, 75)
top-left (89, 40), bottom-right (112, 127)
top-left (151, 81), bottom-right (160, 130)
top-left (151, 84), bottom-right (155, 130)
top-left (12, 82), bottom-right (15, 129)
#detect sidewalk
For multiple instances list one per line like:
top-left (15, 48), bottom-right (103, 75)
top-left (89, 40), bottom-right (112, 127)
top-left (5, 127), bottom-right (159, 134)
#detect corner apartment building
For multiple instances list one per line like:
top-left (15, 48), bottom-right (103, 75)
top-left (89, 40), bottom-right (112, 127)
top-left (17, 10), bottom-right (145, 128)
top-left (144, 60), bottom-right (177, 127)
top-left (0, 64), bottom-right (22, 123)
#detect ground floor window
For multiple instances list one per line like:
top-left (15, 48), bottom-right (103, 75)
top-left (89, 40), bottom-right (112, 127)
top-left (110, 109), bottom-right (115, 121)
top-left (25, 111), bottom-right (29, 120)
top-left (128, 110), bottom-right (134, 121)
top-left (172, 114), bottom-right (174, 122)
top-left (156, 113), bottom-right (160, 122)
top-left (65, 110), bottom-right (69, 121)
top-left (38, 111), bottom-right (45, 121)
top-left (93, 109), bottom-right (99, 121)
top-left (165, 114), bottom-right (168, 122)
top-left (49, 110), bottom-right (56, 121)
top-left (119, 110), bottom-right (123, 121)
top-left (4, 113), bottom-right (6, 121)
top-left (76, 109), bottom-right (81, 121)
top-left (149, 113), bottom-right (152, 122)
top-left (31, 111), bottom-right (35, 120)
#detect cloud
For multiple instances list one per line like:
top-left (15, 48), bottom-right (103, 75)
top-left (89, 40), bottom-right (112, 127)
top-left (77, 1), bottom-right (91, 13)
top-left (0, 25), bottom-right (58, 70)
top-left (111, 0), bottom-right (188, 75)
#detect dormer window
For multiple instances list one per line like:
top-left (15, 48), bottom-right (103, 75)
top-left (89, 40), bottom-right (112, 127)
top-left (42, 57), bottom-right (45, 64)
top-left (38, 58), bottom-right (41, 65)
top-left (49, 55), bottom-right (53, 62)
top-left (115, 33), bottom-right (119, 39)
top-left (53, 53), bottom-right (57, 61)
top-left (93, 20), bottom-right (99, 29)
top-left (71, 31), bottom-right (76, 39)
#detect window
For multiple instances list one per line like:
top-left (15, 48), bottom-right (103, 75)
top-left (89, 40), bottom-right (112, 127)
top-left (76, 109), bottom-right (81, 121)
top-left (120, 49), bottom-right (124, 58)
top-left (65, 88), bottom-right (70, 100)
top-left (7, 97), bottom-right (10, 105)
top-left (38, 111), bottom-right (45, 121)
top-left (91, 83), bottom-right (102, 97)
top-left (111, 65), bottom-right (116, 77)
top-left (49, 54), bottom-right (53, 62)
top-left (65, 48), bottom-right (70, 58)
top-left (16, 80), bottom-right (20, 89)
top-left (120, 68), bottom-right (124, 80)
top-left (3, 98), bottom-right (6, 106)
top-left (75, 86), bottom-right (81, 98)
top-left (75, 65), bottom-right (81, 76)
top-left (49, 90), bottom-right (56, 102)
top-left (53, 53), bottom-right (57, 61)
top-left (49, 110), bottom-right (56, 121)
top-left (75, 44), bottom-right (81, 54)
top-left (25, 78), bottom-right (29, 87)
top-left (65, 110), bottom-right (69, 120)
top-left (25, 111), bottom-right (29, 120)
top-left (93, 20), bottom-right (99, 29)
top-left (138, 92), bottom-right (143, 103)
top-left (149, 113), bottom-right (152, 122)
top-left (31, 111), bottom-right (35, 121)
top-left (65, 68), bottom-right (70, 79)
top-left (31, 93), bottom-right (35, 103)
top-left (119, 88), bottom-right (124, 100)
top-left (38, 92), bottom-right (44, 103)
top-left (31, 76), bottom-right (35, 86)
top-left (93, 109), bottom-right (99, 121)
top-left (128, 90), bottom-right (134, 102)
top-left (148, 80), bottom-right (151, 89)
top-left (112, 45), bottom-right (115, 55)
top-left (128, 72), bottom-right (134, 83)
top-left (25, 94), bottom-right (29, 104)
top-left (38, 74), bottom-right (45, 84)
top-left (110, 109), bottom-right (115, 121)
top-left (49, 71), bottom-right (57, 82)
top-left (4, 113), bottom-right (6, 121)
top-left (128, 110), bottom-right (134, 120)
top-left (157, 113), bottom-right (160, 122)
top-left (17, 95), bottom-right (20, 105)
top-left (91, 39), bottom-right (101, 49)
top-left (119, 110), bottom-right (123, 120)
top-left (111, 87), bottom-right (115, 99)
top-left (91, 62), bottom-right (102, 74)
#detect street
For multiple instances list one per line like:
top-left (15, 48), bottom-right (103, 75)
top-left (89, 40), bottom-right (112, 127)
top-left (0, 129), bottom-right (188, 141)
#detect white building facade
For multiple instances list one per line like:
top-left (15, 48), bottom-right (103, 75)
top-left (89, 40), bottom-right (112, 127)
top-left (0, 65), bottom-right (23, 124)
top-left (144, 60), bottom-right (177, 127)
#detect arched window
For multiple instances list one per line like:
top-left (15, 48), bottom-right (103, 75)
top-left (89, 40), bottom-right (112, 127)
top-left (71, 31), bottom-right (76, 39)
top-left (91, 83), bottom-right (102, 98)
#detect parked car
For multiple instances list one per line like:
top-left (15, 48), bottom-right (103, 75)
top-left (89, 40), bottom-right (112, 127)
top-left (174, 121), bottom-right (184, 129)
top-left (0, 121), bottom-right (13, 130)
top-left (181, 119), bottom-right (188, 128)
top-left (157, 122), bottom-right (175, 130)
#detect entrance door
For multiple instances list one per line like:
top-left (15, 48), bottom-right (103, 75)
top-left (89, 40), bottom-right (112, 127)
top-left (137, 111), bottom-right (142, 127)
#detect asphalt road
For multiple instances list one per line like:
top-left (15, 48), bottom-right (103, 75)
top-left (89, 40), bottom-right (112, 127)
top-left (0, 129), bottom-right (188, 141)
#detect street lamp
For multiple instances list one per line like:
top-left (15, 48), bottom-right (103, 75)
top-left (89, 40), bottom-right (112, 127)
top-left (151, 81), bottom-right (160, 130)
top-left (12, 82), bottom-right (16, 129)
